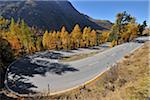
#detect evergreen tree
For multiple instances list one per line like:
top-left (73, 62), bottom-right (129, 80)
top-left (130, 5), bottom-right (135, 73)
top-left (138, 21), bottom-right (147, 36)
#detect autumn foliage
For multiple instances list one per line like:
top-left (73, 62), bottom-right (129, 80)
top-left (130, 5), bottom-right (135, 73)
top-left (0, 17), bottom-right (99, 56)
top-left (0, 12), bottom-right (148, 56)
top-left (42, 25), bottom-right (97, 50)
top-left (109, 11), bottom-right (147, 47)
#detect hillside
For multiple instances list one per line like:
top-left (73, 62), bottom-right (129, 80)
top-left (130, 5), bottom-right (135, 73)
top-left (83, 14), bottom-right (113, 30)
top-left (0, 0), bottom-right (107, 32)
top-left (91, 19), bottom-right (113, 30)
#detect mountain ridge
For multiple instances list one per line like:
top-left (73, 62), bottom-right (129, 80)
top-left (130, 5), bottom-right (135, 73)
top-left (83, 14), bottom-right (113, 30)
top-left (0, 0), bottom-right (108, 32)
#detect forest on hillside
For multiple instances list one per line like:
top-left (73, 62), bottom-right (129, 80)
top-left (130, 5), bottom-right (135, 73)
top-left (0, 11), bottom-right (149, 88)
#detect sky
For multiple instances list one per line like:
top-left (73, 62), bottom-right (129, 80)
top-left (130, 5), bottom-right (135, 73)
top-left (69, 0), bottom-right (149, 25)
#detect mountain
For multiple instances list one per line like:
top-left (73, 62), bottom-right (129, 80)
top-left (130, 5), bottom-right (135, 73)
top-left (0, 0), bottom-right (107, 32)
top-left (83, 14), bottom-right (113, 30)
top-left (91, 19), bottom-right (113, 30)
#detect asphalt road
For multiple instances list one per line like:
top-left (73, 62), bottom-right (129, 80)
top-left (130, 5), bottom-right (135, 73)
top-left (5, 37), bottom-right (148, 96)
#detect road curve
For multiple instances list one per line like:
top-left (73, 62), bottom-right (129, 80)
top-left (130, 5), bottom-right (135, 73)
top-left (5, 41), bottom-right (144, 96)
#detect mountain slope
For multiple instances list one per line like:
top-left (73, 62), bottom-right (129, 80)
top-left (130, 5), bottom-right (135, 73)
top-left (0, 0), bottom-right (107, 32)
top-left (90, 19), bottom-right (113, 30)
top-left (83, 14), bottom-right (113, 30)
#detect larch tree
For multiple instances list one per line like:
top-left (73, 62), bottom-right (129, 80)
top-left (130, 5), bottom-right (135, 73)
top-left (0, 17), bottom-right (9, 31)
top-left (82, 27), bottom-right (88, 47)
top-left (9, 18), bottom-right (15, 35)
top-left (99, 31), bottom-right (110, 44)
top-left (3, 31), bottom-right (21, 56)
top-left (56, 31), bottom-right (62, 50)
top-left (42, 30), bottom-right (49, 49)
top-left (62, 31), bottom-right (70, 50)
top-left (19, 20), bottom-right (35, 53)
top-left (35, 37), bottom-right (43, 51)
top-left (51, 31), bottom-right (57, 50)
top-left (48, 32), bottom-right (54, 49)
top-left (90, 29), bottom-right (97, 47)
top-left (60, 26), bottom-right (66, 49)
top-left (85, 27), bottom-right (91, 47)
top-left (71, 24), bottom-right (82, 49)
top-left (60, 26), bottom-right (71, 50)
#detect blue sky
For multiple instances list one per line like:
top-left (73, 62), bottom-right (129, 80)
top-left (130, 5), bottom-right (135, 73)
top-left (69, 0), bottom-right (149, 25)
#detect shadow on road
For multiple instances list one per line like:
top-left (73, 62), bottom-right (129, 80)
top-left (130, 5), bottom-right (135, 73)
top-left (7, 57), bottom-right (79, 95)
top-left (84, 47), bottom-right (100, 50)
top-left (99, 45), bottom-right (109, 48)
top-left (30, 51), bottom-right (64, 59)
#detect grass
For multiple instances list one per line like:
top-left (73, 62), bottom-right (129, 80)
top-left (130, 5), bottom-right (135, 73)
top-left (61, 51), bottom-right (100, 62)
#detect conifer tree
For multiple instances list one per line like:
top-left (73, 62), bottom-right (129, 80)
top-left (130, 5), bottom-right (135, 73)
top-left (36, 37), bottom-right (43, 51)
top-left (56, 31), bottom-right (62, 50)
top-left (51, 31), bottom-right (57, 49)
top-left (10, 18), bottom-right (15, 34)
top-left (60, 26), bottom-right (71, 50)
top-left (71, 24), bottom-right (82, 49)
top-left (62, 31), bottom-right (70, 50)
top-left (109, 11), bottom-right (139, 45)
top-left (48, 32), bottom-right (53, 49)
top-left (0, 17), bottom-right (9, 30)
top-left (82, 27), bottom-right (88, 47)
top-left (99, 31), bottom-right (110, 44)
top-left (86, 27), bottom-right (91, 47)
top-left (42, 30), bottom-right (49, 49)
top-left (90, 30), bottom-right (97, 46)
top-left (5, 32), bottom-right (21, 55)
top-left (20, 20), bottom-right (34, 53)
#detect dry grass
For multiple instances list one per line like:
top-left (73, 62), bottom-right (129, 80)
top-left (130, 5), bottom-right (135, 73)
top-left (49, 42), bottom-right (150, 100)
top-left (61, 51), bottom-right (99, 62)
